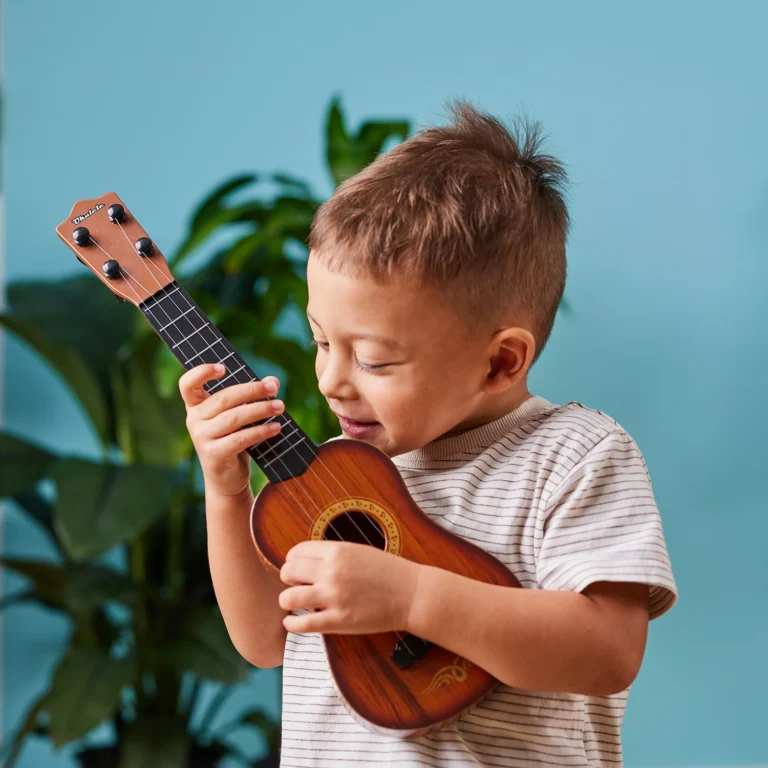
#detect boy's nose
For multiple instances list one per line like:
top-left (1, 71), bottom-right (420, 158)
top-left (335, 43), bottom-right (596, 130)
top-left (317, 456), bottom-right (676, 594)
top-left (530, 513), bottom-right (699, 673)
top-left (317, 361), bottom-right (356, 401)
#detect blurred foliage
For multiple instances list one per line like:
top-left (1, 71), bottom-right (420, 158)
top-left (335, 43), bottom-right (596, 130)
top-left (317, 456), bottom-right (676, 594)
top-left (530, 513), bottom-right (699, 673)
top-left (0, 96), bottom-right (411, 768)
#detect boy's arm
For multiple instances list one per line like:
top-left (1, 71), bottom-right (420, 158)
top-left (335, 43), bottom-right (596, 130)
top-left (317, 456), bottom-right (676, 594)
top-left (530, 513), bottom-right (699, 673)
top-left (406, 568), bottom-right (649, 697)
top-left (279, 539), bottom-right (649, 696)
top-left (207, 485), bottom-right (288, 668)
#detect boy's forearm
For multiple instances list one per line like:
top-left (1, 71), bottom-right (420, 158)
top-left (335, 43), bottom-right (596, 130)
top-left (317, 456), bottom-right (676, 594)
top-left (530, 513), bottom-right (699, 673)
top-left (406, 566), bottom-right (642, 697)
top-left (205, 484), bottom-right (287, 668)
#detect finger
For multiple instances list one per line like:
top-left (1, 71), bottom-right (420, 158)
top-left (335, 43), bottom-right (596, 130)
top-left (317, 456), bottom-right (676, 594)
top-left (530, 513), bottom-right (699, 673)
top-left (278, 585), bottom-right (326, 612)
top-left (213, 421), bottom-right (282, 454)
top-left (197, 376), bottom-right (280, 421)
top-left (283, 609), bottom-right (344, 635)
top-left (178, 363), bottom-right (228, 407)
top-left (286, 540), bottom-right (338, 561)
top-left (280, 556), bottom-right (321, 586)
top-left (205, 398), bottom-right (284, 440)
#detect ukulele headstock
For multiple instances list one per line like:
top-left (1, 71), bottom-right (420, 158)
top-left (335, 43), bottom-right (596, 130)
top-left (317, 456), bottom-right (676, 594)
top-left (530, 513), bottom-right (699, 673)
top-left (55, 192), bottom-right (174, 307)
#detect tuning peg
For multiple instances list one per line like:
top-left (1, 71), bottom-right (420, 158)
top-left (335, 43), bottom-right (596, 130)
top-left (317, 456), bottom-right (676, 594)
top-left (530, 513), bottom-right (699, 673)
top-left (136, 237), bottom-right (154, 257)
top-left (103, 259), bottom-right (121, 279)
top-left (108, 204), bottom-right (126, 223)
top-left (73, 227), bottom-right (90, 246)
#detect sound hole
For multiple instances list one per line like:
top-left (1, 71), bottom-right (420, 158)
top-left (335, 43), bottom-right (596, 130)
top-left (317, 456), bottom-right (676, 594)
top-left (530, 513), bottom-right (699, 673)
top-left (323, 511), bottom-right (386, 549)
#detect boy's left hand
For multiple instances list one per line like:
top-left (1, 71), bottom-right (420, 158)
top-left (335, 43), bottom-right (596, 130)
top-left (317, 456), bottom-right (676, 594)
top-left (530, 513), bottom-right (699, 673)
top-left (278, 540), bottom-right (421, 635)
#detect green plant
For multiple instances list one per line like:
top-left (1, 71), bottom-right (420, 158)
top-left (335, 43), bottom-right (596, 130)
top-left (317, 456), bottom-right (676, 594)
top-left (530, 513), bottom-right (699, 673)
top-left (0, 96), bottom-right (411, 768)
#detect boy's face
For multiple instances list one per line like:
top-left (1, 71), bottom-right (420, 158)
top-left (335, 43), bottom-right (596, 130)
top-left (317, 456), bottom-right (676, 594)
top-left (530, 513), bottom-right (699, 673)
top-left (306, 250), bottom-right (512, 458)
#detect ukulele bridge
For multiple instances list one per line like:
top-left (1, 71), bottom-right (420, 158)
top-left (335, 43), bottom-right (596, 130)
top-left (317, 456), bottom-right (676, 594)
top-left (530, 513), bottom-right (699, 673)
top-left (391, 634), bottom-right (432, 669)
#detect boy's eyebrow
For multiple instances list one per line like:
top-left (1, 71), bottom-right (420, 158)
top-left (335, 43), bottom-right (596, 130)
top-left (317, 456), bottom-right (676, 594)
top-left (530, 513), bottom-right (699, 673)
top-left (306, 311), bottom-right (405, 349)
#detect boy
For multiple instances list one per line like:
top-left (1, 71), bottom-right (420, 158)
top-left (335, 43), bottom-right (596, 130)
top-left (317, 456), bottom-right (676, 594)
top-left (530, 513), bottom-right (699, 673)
top-left (179, 101), bottom-right (677, 767)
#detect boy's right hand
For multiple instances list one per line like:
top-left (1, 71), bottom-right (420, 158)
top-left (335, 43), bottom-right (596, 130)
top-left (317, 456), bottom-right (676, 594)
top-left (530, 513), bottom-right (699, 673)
top-left (179, 364), bottom-right (284, 498)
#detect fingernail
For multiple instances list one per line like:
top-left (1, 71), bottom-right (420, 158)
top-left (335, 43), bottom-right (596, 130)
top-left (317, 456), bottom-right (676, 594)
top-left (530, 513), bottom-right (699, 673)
top-left (271, 400), bottom-right (284, 412)
top-left (215, 364), bottom-right (226, 374)
top-left (264, 378), bottom-right (277, 394)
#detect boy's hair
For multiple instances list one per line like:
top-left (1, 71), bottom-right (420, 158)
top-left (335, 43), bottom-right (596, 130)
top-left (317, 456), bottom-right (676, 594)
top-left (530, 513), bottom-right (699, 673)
top-left (308, 99), bottom-right (570, 366)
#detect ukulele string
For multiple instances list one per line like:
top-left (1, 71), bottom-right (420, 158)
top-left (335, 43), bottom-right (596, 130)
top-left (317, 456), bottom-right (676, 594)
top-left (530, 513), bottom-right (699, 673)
top-left (98, 227), bottom-right (415, 652)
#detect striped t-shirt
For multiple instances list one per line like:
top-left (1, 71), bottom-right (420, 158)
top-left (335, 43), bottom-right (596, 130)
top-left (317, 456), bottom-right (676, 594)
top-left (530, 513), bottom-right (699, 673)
top-left (279, 395), bottom-right (677, 767)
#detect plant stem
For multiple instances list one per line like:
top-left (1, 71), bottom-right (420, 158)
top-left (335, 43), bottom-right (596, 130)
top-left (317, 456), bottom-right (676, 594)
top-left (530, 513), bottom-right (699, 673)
top-left (128, 535), bottom-right (149, 711)
top-left (129, 536), bottom-right (147, 585)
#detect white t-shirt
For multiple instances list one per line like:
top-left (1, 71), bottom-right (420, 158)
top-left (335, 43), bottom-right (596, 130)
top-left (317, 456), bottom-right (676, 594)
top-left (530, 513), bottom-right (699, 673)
top-left (279, 395), bottom-right (678, 767)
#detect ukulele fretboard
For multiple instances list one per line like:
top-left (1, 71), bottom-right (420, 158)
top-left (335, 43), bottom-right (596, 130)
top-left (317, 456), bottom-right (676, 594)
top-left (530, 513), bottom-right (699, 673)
top-left (140, 281), bottom-right (318, 482)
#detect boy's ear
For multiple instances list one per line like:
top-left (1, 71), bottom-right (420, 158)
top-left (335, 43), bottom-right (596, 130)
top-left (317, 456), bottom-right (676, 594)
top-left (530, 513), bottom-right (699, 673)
top-left (485, 327), bottom-right (536, 393)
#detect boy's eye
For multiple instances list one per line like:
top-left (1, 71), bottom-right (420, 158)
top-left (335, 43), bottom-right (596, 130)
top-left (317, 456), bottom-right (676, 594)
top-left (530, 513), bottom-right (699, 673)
top-left (309, 339), bottom-right (388, 371)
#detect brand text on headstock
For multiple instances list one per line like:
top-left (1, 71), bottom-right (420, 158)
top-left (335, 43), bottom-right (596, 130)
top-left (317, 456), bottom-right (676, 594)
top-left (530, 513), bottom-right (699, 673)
top-left (71, 203), bottom-right (105, 225)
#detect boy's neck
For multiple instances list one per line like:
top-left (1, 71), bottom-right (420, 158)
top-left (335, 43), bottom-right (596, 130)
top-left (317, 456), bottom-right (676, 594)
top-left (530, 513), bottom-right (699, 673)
top-left (440, 383), bottom-right (534, 439)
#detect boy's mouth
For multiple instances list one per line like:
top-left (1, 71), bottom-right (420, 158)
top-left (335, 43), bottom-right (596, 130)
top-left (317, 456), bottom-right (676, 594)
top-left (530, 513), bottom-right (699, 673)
top-left (335, 414), bottom-right (381, 437)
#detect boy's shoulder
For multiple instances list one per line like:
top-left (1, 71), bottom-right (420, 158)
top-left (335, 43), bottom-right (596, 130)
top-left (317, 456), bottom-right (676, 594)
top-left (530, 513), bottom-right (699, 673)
top-left (521, 398), bottom-right (651, 506)
top-left (484, 397), bottom-right (647, 498)
top-left (532, 398), bottom-right (633, 450)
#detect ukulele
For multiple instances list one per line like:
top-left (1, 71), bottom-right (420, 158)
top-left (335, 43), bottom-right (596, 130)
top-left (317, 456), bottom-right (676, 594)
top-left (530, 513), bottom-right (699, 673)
top-left (56, 192), bottom-right (521, 738)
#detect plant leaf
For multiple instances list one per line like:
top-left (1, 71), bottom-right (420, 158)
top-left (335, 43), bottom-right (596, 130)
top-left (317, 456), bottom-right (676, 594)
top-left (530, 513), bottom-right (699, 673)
top-left (118, 335), bottom-right (187, 466)
top-left (326, 96), bottom-right (354, 186)
top-left (262, 196), bottom-right (319, 240)
top-left (1, 557), bottom-right (138, 615)
top-left (239, 709), bottom-right (281, 753)
top-left (0, 690), bottom-right (49, 768)
top-left (6, 275), bottom-right (135, 387)
top-left (0, 431), bottom-right (56, 497)
top-left (8, 489), bottom-right (61, 552)
top-left (325, 96), bottom-right (410, 185)
top-left (0, 316), bottom-right (111, 448)
top-left (51, 458), bottom-right (179, 561)
top-left (0, 558), bottom-right (68, 606)
top-left (46, 647), bottom-right (137, 747)
top-left (156, 606), bottom-right (247, 684)
top-left (5, 274), bottom-right (137, 445)
top-left (357, 118), bottom-right (409, 153)
top-left (271, 173), bottom-right (314, 199)
top-left (190, 173), bottom-right (258, 231)
top-left (63, 565), bottom-right (139, 613)
top-left (172, 201), bottom-right (267, 269)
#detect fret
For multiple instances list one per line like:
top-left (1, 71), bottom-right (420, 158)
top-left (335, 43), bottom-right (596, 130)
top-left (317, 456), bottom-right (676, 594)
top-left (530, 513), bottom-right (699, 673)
top-left (207, 363), bottom-right (247, 390)
top-left (210, 365), bottom-right (246, 391)
top-left (142, 285), bottom-right (181, 311)
top-left (262, 436), bottom-right (307, 469)
top-left (139, 280), bottom-right (319, 483)
top-left (159, 305), bottom-right (196, 332)
top-left (171, 321), bottom-right (209, 346)
top-left (183, 336), bottom-right (225, 365)
top-left (256, 423), bottom-right (302, 459)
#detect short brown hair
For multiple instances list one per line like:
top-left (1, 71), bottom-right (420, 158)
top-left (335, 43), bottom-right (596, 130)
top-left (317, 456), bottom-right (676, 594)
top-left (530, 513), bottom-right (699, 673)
top-left (308, 99), bottom-right (570, 366)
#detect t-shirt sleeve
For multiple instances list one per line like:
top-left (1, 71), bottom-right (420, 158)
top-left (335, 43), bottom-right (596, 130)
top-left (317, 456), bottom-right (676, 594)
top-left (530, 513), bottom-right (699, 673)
top-left (535, 429), bottom-right (677, 620)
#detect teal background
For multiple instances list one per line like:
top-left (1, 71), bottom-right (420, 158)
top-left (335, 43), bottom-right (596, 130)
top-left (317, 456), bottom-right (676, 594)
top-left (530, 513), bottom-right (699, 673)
top-left (3, 1), bottom-right (767, 765)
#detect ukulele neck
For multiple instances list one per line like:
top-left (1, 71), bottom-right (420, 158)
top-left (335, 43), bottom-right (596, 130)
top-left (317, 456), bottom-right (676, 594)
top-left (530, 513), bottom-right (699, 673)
top-left (139, 280), bottom-right (318, 483)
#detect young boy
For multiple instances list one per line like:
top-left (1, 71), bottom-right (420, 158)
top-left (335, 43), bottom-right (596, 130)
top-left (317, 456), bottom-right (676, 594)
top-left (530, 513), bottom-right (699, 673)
top-left (179, 101), bottom-right (677, 767)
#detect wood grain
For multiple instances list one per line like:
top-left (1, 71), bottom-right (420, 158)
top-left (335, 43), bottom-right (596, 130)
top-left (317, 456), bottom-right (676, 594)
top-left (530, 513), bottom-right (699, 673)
top-left (250, 437), bottom-right (521, 735)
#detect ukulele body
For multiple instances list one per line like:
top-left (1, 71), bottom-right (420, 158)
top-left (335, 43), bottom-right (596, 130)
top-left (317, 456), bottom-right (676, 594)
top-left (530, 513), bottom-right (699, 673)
top-left (250, 437), bottom-right (521, 738)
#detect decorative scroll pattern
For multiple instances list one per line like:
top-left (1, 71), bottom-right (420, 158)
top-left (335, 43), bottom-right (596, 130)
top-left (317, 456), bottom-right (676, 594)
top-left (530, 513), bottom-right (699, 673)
top-left (422, 656), bottom-right (473, 695)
